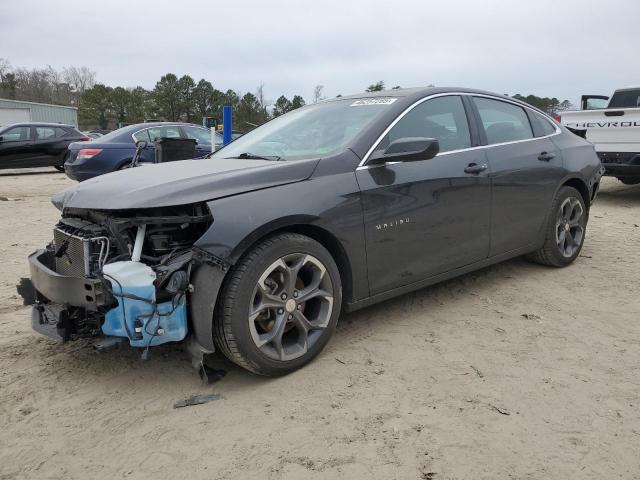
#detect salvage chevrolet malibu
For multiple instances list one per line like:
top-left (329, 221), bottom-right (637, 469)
top-left (25, 87), bottom-right (604, 376)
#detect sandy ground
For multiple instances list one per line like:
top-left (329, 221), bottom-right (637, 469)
top-left (0, 169), bottom-right (638, 480)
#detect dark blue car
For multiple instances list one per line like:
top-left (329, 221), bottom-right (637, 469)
top-left (64, 122), bottom-right (222, 181)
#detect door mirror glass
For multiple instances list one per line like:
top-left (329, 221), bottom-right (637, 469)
top-left (369, 137), bottom-right (439, 165)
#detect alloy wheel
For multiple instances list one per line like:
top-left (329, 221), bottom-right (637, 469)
top-left (249, 253), bottom-right (334, 361)
top-left (555, 196), bottom-right (584, 258)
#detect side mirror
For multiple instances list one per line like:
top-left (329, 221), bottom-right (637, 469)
top-left (368, 137), bottom-right (439, 165)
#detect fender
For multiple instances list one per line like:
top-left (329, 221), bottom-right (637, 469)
top-left (189, 162), bottom-right (370, 352)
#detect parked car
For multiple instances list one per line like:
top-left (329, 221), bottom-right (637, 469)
top-left (25, 87), bottom-right (603, 378)
top-left (0, 122), bottom-right (88, 171)
top-left (64, 122), bottom-right (223, 181)
top-left (559, 86), bottom-right (640, 184)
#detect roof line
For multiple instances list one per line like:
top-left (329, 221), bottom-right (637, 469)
top-left (0, 98), bottom-right (78, 110)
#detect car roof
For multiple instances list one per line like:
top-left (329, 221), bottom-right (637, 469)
top-left (320, 86), bottom-right (551, 118)
top-left (1, 122), bottom-right (76, 128)
top-left (322, 86), bottom-right (511, 103)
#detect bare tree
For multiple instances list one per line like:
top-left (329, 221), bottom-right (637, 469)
top-left (313, 85), bottom-right (325, 103)
top-left (63, 66), bottom-right (96, 93)
top-left (0, 58), bottom-right (11, 80)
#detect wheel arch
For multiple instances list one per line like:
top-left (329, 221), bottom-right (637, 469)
top-left (228, 220), bottom-right (354, 304)
top-left (190, 219), bottom-right (355, 354)
top-left (561, 176), bottom-right (591, 212)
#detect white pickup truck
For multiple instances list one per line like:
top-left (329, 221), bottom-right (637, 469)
top-left (559, 87), bottom-right (640, 184)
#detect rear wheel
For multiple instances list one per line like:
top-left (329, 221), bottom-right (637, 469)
top-left (213, 233), bottom-right (342, 376)
top-left (527, 186), bottom-right (587, 267)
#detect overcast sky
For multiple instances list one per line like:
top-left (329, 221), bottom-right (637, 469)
top-left (2, 0), bottom-right (639, 106)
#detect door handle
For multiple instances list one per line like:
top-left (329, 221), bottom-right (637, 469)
top-left (464, 162), bottom-right (488, 174)
top-left (538, 152), bottom-right (555, 161)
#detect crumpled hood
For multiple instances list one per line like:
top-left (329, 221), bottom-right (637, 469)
top-left (53, 157), bottom-right (320, 211)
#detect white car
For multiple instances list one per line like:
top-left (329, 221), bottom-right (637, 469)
top-left (559, 87), bottom-right (640, 184)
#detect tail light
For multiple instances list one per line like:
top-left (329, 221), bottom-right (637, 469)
top-left (553, 114), bottom-right (561, 123)
top-left (77, 148), bottom-right (103, 161)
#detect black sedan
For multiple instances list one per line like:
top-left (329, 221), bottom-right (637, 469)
top-left (26, 87), bottom-right (603, 378)
top-left (0, 122), bottom-right (88, 170)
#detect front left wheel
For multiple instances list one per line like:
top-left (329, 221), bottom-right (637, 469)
top-left (213, 233), bottom-right (342, 376)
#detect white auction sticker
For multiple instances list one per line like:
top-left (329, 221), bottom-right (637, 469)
top-left (350, 98), bottom-right (398, 106)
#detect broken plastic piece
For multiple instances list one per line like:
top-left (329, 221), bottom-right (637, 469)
top-left (174, 393), bottom-right (221, 408)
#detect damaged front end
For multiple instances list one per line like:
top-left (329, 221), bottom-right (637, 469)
top-left (26, 203), bottom-right (218, 356)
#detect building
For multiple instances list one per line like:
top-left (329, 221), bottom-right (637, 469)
top-left (0, 98), bottom-right (78, 127)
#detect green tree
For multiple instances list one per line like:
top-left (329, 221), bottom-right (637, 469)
top-left (178, 75), bottom-right (196, 121)
top-left (272, 95), bottom-right (293, 117)
top-left (153, 73), bottom-right (181, 121)
top-left (366, 81), bottom-right (385, 92)
top-left (110, 86), bottom-right (131, 125)
top-left (235, 92), bottom-right (267, 130)
top-left (291, 95), bottom-right (305, 109)
top-left (193, 79), bottom-right (214, 119)
top-left (79, 84), bottom-right (113, 129)
top-left (128, 87), bottom-right (151, 123)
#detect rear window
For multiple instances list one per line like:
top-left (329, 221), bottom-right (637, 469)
top-left (608, 89), bottom-right (640, 108)
top-left (527, 110), bottom-right (557, 137)
top-left (35, 127), bottom-right (56, 139)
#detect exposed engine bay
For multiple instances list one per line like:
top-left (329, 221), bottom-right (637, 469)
top-left (29, 203), bottom-right (212, 355)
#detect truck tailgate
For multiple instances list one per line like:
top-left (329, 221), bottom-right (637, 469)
top-left (561, 108), bottom-right (640, 152)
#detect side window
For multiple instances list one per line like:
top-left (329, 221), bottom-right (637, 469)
top-left (163, 126), bottom-right (182, 138)
top-left (135, 126), bottom-right (182, 143)
top-left (55, 127), bottom-right (69, 138)
top-left (473, 97), bottom-right (533, 144)
top-left (133, 129), bottom-right (152, 142)
top-left (378, 96), bottom-right (471, 153)
top-left (183, 126), bottom-right (211, 145)
top-left (527, 110), bottom-right (557, 137)
top-left (2, 126), bottom-right (31, 141)
top-left (35, 127), bottom-right (56, 139)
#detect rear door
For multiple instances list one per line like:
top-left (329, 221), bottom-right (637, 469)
top-left (32, 126), bottom-right (70, 166)
top-left (357, 94), bottom-right (492, 294)
top-left (471, 96), bottom-right (564, 256)
top-left (0, 125), bottom-right (35, 169)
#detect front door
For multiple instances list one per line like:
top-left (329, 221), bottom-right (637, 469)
top-left (0, 125), bottom-right (34, 169)
top-left (356, 95), bottom-right (492, 295)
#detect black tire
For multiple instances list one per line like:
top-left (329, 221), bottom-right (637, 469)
top-left (527, 186), bottom-right (587, 267)
top-left (213, 233), bottom-right (342, 376)
top-left (618, 177), bottom-right (640, 185)
top-left (54, 152), bottom-right (69, 172)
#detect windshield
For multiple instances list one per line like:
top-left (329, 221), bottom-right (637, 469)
top-left (212, 98), bottom-right (398, 161)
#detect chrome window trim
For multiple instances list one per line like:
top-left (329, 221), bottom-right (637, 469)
top-left (357, 92), bottom-right (562, 169)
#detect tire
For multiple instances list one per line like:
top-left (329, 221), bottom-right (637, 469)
top-left (527, 186), bottom-right (587, 267)
top-left (54, 152), bottom-right (69, 172)
top-left (618, 177), bottom-right (640, 185)
top-left (213, 233), bottom-right (342, 376)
